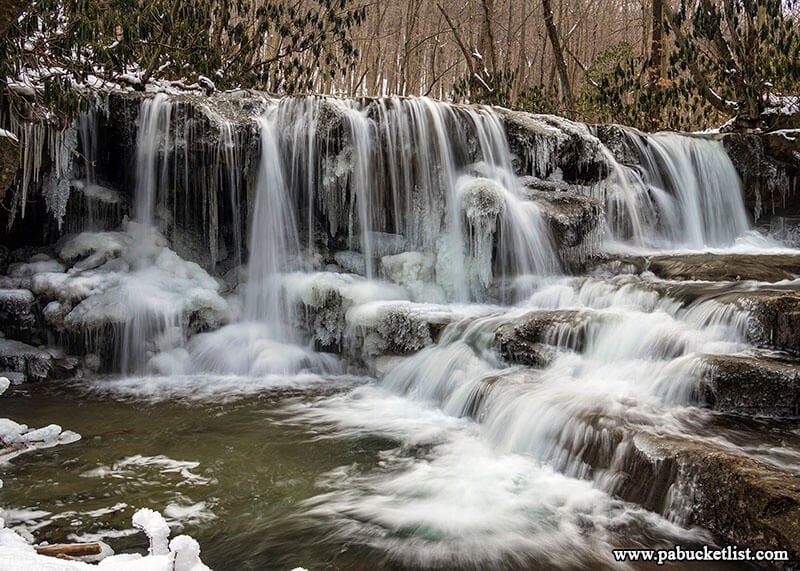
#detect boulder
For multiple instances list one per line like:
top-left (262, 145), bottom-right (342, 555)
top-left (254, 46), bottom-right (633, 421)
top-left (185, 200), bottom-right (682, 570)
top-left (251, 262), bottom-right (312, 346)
top-left (646, 253), bottom-right (800, 282)
top-left (526, 189), bottom-right (603, 270)
top-left (631, 433), bottom-right (800, 554)
top-left (496, 109), bottom-right (607, 183)
top-left (702, 354), bottom-right (800, 417)
top-left (718, 131), bottom-right (799, 219)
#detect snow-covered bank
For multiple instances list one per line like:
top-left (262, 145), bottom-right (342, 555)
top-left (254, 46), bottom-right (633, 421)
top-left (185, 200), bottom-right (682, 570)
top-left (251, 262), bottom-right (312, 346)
top-left (0, 507), bottom-right (210, 570)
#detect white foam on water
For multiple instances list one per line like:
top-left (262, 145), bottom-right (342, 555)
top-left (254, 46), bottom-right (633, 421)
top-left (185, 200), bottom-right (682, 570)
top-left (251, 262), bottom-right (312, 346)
top-left (79, 371), bottom-right (366, 403)
top-left (292, 383), bottom-right (709, 569)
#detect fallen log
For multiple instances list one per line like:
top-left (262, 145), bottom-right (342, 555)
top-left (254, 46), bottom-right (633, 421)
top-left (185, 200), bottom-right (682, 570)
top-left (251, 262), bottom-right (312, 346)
top-left (35, 543), bottom-right (102, 559)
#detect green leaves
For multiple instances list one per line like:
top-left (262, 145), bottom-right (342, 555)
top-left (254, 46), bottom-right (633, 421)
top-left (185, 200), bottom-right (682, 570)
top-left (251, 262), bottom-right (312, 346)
top-left (1, 0), bottom-right (367, 114)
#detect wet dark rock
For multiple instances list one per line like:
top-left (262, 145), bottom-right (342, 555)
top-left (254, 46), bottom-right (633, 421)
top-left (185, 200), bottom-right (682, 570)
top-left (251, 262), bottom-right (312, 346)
top-left (519, 176), bottom-right (574, 193)
top-left (632, 433), bottom-right (800, 554)
top-left (763, 129), bottom-right (800, 167)
top-left (0, 288), bottom-right (39, 344)
top-left (717, 131), bottom-right (799, 220)
top-left (641, 253), bottom-right (800, 282)
top-left (721, 291), bottom-right (800, 355)
top-left (526, 189), bottom-right (603, 270)
top-left (702, 354), bottom-right (800, 417)
top-left (496, 109), bottom-right (607, 184)
top-left (594, 124), bottom-right (640, 165)
top-left (494, 336), bottom-right (555, 368)
top-left (495, 310), bottom-right (588, 366)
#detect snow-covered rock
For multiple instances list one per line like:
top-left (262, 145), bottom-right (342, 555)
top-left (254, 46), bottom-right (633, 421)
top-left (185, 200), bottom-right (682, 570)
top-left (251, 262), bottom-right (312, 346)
top-left (0, 417), bottom-right (80, 463)
top-left (0, 507), bottom-right (210, 571)
top-left (25, 224), bottom-right (231, 371)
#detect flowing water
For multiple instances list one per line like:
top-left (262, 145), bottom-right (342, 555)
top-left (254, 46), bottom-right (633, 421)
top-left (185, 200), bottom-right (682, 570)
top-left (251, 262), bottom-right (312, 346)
top-left (2, 94), bottom-right (799, 570)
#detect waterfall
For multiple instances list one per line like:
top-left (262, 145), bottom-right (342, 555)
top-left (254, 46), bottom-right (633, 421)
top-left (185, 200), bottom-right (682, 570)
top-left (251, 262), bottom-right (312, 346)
top-left (338, 103), bottom-right (378, 279)
top-left (243, 114), bottom-right (301, 338)
top-left (17, 92), bottom-right (799, 569)
top-left (602, 130), bottom-right (750, 249)
top-left (262, 96), bottom-right (560, 302)
top-left (134, 93), bottom-right (172, 235)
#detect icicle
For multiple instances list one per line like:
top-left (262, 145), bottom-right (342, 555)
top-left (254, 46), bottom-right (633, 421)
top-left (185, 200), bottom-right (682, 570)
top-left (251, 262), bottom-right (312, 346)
top-left (42, 122), bottom-right (77, 229)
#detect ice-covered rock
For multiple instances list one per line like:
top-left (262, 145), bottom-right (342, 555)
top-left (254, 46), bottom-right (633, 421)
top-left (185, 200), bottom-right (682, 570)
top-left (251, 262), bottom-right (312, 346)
top-left (285, 271), bottom-right (408, 351)
top-left (7, 259), bottom-right (65, 278)
top-left (0, 338), bottom-right (52, 381)
top-left (333, 250), bottom-right (366, 276)
top-left (367, 231), bottom-right (408, 257)
top-left (0, 288), bottom-right (35, 320)
top-left (347, 301), bottom-right (455, 356)
top-left (27, 224), bottom-right (231, 372)
top-left (460, 176), bottom-right (506, 222)
top-left (380, 252), bottom-right (444, 303)
top-left (0, 288), bottom-right (38, 342)
top-left (0, 416), bottom-right (80, 463)
top-left (73, 180), bottom-right (123, 205)
top-left (132, 508), bottom-right (170, 556)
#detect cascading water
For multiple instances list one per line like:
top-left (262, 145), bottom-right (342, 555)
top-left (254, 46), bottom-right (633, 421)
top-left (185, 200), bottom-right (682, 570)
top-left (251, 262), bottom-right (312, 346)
top-left (266, 96), bottom-right (560, 302)
top-left (18, 91), bottom-right (800, 569)
top-left (600, 129), bottom-right (750, 249)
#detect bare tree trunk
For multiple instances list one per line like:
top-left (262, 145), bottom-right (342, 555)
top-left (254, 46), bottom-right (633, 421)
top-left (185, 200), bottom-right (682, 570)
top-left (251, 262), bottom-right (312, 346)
top-left (542, 0), bottom-right (574, 115)
top-left (648, 0), bottom-right (663, 129)
top-left (479, 0), bottom-right (497, 75)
